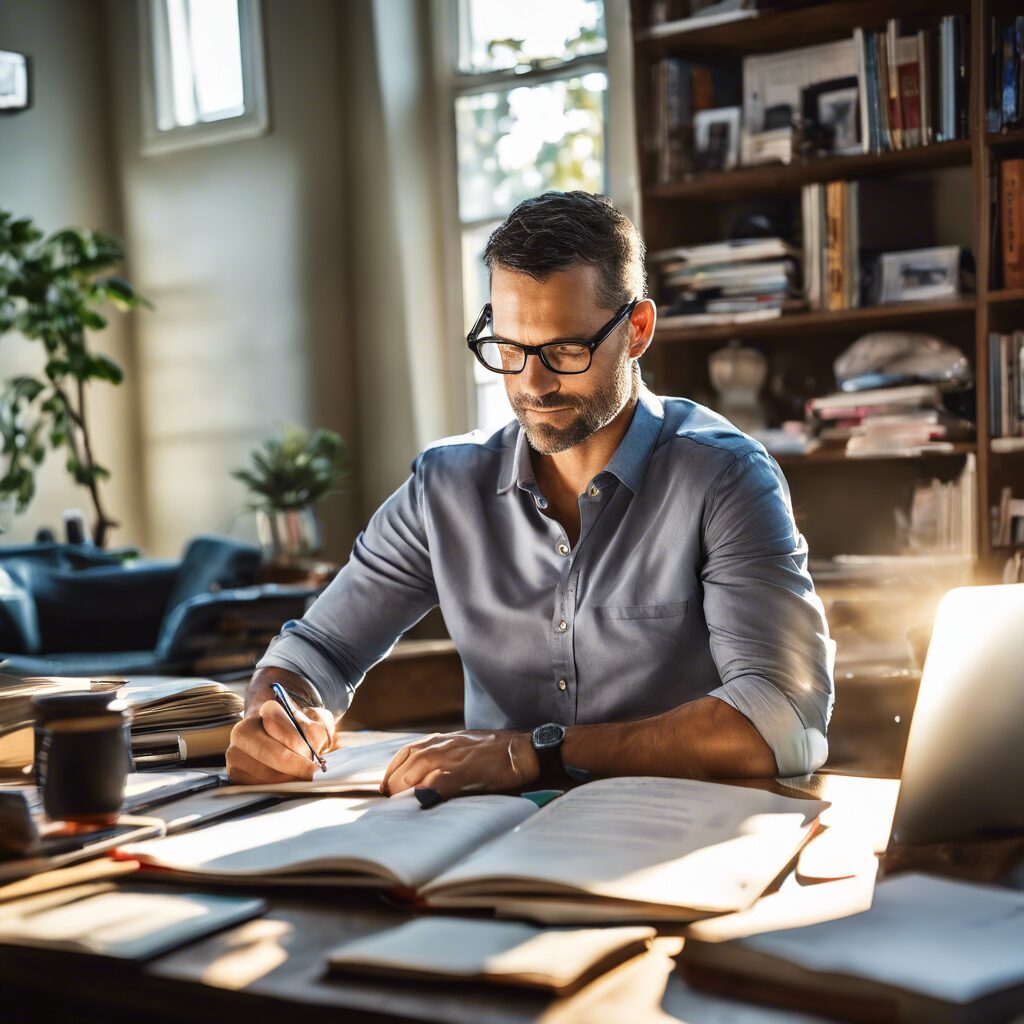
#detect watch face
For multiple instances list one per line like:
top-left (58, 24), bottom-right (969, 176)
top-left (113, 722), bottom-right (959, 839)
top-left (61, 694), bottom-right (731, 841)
top-left (533, 722), bottom-right (565, 750)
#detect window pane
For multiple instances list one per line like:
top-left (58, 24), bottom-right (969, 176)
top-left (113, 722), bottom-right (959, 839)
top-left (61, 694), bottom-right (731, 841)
top-left (458, 0), bottom-right (606, 74)
top-left (455, 72), bottom-right (607, 223)
top-left (462, 222), bottom-right (515, 436)
top-left (162, 0), bottom-right (244, 129)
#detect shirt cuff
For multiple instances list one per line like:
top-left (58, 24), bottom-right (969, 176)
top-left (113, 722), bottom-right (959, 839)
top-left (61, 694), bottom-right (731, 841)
top-left (255, 631), bottom-right (353, 716)
top-left (707, 676), bottom-right (828, 778)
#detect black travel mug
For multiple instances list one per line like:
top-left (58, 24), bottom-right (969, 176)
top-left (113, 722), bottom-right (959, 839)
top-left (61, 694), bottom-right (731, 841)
top-left (32, 690), bottom-right (132, 825)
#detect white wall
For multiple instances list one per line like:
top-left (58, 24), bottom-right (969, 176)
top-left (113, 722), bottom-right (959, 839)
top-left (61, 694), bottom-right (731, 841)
top-left (104, 0), bottom-right (360, 559)
top-left (0, 0), bottom-right (144, 548)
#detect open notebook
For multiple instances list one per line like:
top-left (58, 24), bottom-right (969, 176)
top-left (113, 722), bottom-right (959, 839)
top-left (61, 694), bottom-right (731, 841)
top-left (215, 732), bottom-right (421, 795)
top-left (119, 777), bottom-right (827, 923)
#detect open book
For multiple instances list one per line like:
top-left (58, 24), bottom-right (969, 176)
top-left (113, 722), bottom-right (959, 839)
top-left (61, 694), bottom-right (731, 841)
top-left (119, 777), bottom-right (827, 923)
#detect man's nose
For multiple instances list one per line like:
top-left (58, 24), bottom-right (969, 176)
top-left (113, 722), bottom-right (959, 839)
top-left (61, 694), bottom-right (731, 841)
top-left (518, 350), bottom-right (559, 395)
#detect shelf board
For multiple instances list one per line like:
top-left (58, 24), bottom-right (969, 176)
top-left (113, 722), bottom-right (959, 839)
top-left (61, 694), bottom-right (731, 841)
top-left (646, 141), bottom-right (972, 203)
top-left (655, 299), bottom-right (976, 344)
top-left (987, 288), bottom-right (1024, 304)
top-left (635, 0), bottom-right (969, 58)
top-left (776, 443), bottom-right (976, 467)
top-left (987, 129), bottom-right (1024, 151)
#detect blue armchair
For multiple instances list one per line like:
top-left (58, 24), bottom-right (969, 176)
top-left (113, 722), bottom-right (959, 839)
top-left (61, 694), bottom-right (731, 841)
top-left (0, 535), bottom-right (319, 677)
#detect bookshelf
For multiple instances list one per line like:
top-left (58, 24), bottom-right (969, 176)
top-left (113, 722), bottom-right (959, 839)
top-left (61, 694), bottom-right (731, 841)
top-left (631, 0), bottom-right (1024, 574)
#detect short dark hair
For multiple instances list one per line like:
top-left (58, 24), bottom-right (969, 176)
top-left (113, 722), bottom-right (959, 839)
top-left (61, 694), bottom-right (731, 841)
top-left (483, 191), bottom-right (646, 310)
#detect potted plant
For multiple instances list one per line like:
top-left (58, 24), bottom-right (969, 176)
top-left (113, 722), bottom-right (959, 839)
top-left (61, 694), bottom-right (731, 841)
top-left (233, 425), bottom-right (351, 564)
top-left (0, 210), bottom-right (149, 546)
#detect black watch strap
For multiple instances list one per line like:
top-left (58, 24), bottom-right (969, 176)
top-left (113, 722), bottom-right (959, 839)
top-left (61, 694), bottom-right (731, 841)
top-left (531, 723), bottom-right (567, 785)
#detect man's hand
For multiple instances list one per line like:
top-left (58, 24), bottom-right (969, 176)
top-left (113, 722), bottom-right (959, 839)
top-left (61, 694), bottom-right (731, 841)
top-left (226, 668), bottom-right (336, 784)
top-left (381, 730), bottom-right (540, 802)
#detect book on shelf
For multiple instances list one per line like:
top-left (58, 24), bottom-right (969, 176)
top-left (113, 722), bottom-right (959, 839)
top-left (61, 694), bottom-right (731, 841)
top-left (1000, 159), bottom-right (1024, 290)
top-left (118, 775), bottom-right (828, 925)
top-left (987, 16), bottom-right (1024, 134)
top-left (654, 237), bottom-right (804, 325)
top-left (993, 486), bottom-right (1024, 547)
top-left (988, 330), bottom-right (1024, 439)
top-left (682, 874), bottom-right (1024, 1024)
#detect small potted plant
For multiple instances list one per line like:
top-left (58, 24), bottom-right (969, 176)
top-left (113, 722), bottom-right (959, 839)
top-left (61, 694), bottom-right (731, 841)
top-left (233, 426), bottom-right (351, 565)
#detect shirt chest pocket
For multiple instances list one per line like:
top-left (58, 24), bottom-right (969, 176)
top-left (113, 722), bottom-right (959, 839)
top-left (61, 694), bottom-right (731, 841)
top-left (592, 601), bottom-right (688, 621)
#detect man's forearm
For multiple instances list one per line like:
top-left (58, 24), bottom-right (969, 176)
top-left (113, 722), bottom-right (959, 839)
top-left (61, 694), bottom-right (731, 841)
top-left (559, 696), bottom-right (778, 780)
top-left (245, 666), bottom-right (326, 716)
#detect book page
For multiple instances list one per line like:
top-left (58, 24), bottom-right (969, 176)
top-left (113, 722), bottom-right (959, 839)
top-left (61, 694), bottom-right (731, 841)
top-left (119, 792), bottom-right (537, 890)
top-left (423, 777), bottom-right (827, 914)
top-left (216, 732), bottom-right (421, 795)
top-left (739, 874), bottom-right (1024, 1003)
top-left (327, 918), bottom-right (655, 990)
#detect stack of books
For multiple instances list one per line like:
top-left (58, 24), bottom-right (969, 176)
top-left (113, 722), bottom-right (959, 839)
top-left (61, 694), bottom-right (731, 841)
top-left (989, 330), bottom-right (1024, 448)
top-left (653, 238), bottom-right (803, 327)
top-left (853, 16), bottom-right (969, 154)
top-left (987, 15), bottom-right (1024, 133)
top-left (807, 383), bottom-right (974, 456)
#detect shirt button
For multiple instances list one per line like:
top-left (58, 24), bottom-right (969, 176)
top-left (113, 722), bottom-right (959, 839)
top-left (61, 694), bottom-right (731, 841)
top-left (558, 619), bottom-right (568, 631)
top-left (589, 485), bottom-right (599, 497)
top-left (536, 497), bottom-right (548, 508)
top-left (557, 542), bottom-right (570, 556)
top-left (557, 679), bottom-right (567, 691)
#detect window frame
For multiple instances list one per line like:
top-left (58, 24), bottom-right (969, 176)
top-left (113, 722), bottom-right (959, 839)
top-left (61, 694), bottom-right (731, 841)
top-left (430, 0), bottom-right (640, 434)
top-left (138, 0), bottom-right (270, 157)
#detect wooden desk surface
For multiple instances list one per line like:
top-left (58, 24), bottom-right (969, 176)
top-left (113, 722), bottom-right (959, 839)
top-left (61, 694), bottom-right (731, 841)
top-left (0, 771), bottom-right (904, 1024)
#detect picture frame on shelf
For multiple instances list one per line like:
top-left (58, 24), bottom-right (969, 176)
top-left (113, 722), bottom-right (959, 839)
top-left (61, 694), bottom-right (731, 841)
top-left (878, 246), bottom-right (964, 305)
top-left (802, 76), bottom-right (860, 155)
top-left (693, 106), bottom-right (741, 171)
top-left (0, 50), bottom-right (31, 114)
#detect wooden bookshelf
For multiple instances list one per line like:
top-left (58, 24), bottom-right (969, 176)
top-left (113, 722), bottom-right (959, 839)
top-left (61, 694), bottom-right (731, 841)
top-left (657, 299), bottom-right (976, 344)
top-left (632, 0), bottom-right (1014, 571)
top-left (776, 443), bottom-right (976, 467)
top-left (647, 140), bottom-right (972, 202)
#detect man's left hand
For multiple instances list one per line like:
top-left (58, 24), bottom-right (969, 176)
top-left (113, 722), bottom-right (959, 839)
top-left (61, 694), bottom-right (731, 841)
top-left (381, 730), bottom-right (539, 801)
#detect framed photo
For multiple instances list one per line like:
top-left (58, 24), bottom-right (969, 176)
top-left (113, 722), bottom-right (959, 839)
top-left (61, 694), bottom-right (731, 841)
top-left (802, 76), bottom-right (860, 154)
top-left (0, 50), bottom-right (31, 114)
top-left (878, 247), bottom-right (963, 304)
top-left (693, 106), bottom-right (741, 172)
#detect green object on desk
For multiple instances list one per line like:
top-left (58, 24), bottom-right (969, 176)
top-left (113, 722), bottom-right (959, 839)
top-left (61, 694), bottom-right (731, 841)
top-left (520, 789), bottom-right (563, 808)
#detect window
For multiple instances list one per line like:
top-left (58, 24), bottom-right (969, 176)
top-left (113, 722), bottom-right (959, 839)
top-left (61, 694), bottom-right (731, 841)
top-left (140, 0), bottom-right (268, 155)
top-left (447, 0), bottom-right (635, 435)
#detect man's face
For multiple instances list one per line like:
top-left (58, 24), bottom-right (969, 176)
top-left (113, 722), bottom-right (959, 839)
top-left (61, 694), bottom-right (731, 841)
top-left (490, 264), bottom-right (634, 455)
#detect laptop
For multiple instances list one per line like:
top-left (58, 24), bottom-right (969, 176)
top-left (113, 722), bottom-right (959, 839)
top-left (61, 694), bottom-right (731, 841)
top-left (889, 583), bottom-right (1024, 847)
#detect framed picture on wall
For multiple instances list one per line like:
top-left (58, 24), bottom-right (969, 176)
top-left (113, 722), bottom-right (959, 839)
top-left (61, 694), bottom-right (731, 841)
top-left (0, 50), bottom-right (31, 113)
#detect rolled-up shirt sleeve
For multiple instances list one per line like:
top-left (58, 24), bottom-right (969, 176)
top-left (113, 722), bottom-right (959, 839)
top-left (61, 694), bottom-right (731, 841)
top-left (255, 453), bottom-right (438, 715)
top-left (701, 450), bottom-right (835, 777)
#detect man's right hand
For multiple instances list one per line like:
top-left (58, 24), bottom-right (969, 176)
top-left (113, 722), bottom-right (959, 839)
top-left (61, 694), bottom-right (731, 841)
top-left (226, 667), bottom-right (336, 783)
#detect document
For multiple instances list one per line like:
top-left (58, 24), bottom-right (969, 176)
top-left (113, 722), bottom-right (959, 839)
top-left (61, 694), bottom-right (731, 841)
top-left (327, 918), bottom-right (657, 994)
top-left (120, 776), bottom-right (826, 922)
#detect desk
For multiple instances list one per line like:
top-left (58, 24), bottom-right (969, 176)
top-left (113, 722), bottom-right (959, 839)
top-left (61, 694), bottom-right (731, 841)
top-left (0, 771), bottom-right (914, 1024)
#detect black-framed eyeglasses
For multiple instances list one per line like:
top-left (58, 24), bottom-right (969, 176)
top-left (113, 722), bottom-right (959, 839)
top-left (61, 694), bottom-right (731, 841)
top-left (466, 299), bottom-right (638, 375)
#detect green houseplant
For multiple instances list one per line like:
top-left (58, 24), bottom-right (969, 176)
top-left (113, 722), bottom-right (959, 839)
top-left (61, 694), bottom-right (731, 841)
top-left (0, 210), bottom-right (149, 546)
top-left (233, 426), bottom-right (351, 564)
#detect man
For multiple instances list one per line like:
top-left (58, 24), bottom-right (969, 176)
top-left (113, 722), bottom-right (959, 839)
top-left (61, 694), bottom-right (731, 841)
top-left (227, 191), bottom-right (834, 802)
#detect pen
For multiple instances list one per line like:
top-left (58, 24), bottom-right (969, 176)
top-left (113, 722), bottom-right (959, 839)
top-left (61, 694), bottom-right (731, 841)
top-left (270, 682), bottom-right (328, 773)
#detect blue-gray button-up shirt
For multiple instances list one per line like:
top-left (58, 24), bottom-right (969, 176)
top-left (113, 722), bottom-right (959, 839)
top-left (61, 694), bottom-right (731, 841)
top-left (256, 387), bottom-right (835, 776)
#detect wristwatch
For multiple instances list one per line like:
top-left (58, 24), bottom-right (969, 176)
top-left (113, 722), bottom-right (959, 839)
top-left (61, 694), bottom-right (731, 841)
top-left (531, 722), bottom-right (567, 784)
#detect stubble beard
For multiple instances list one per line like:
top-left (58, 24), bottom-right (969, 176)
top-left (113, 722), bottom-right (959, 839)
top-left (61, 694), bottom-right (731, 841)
top-left (510, 349), bottom-right (637, 456)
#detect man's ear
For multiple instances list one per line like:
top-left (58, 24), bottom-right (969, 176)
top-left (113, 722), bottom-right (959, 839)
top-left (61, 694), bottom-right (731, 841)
top-left (627, 299), bottom-right (656, 360)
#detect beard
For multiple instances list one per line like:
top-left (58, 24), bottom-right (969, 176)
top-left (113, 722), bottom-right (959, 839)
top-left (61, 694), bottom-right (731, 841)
top-left (510, 348), bottom-right (637, 455)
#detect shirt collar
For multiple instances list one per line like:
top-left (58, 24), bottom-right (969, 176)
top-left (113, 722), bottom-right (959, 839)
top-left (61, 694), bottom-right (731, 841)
top-left (496, 385), bottom-right (665, 496)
